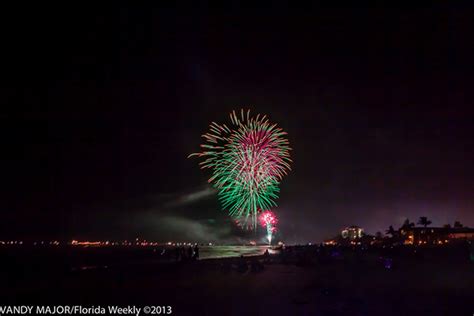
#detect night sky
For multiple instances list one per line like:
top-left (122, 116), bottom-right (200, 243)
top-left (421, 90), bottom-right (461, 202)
top-left (1, 7), bottom-right (473, 243)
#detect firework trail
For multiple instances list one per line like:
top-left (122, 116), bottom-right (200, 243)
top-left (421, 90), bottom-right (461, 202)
top-left (259, 211), bottom-right (278, 245)
top-left (189, 109), bottom-right (292, 229)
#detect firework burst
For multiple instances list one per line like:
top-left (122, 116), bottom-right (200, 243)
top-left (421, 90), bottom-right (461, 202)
top-left (189, 109), bottom-right (292, 228)
top-left (259, 211), bottom-right (278, 245)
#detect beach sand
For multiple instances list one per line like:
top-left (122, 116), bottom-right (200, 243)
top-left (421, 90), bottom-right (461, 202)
top-left (3, 252), bottom-right (473, 315)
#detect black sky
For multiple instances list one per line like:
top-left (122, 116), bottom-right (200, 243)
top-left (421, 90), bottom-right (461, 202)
top-left (1, 6), bottom-right (473, 243)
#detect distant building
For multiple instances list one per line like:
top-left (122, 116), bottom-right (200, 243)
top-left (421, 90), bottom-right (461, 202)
top-left (341, 226), bottom-right (364, 240)
top-left (447, 229), bottom-right (474, 240)
top-left (400, 227), bottom-right (474, 245)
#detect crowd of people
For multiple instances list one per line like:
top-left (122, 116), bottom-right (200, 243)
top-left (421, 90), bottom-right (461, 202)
top-left (172, 244), bottom-right (199, 262)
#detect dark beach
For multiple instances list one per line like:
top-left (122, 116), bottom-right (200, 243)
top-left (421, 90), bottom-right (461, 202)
top-left (1, 244), bottom-right (473, 316)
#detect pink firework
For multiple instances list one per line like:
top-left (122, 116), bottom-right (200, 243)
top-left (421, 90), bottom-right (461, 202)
top-left (259, 211), bottom-right (278, 244)
top-left (259, 211), bottom-right (278, 229)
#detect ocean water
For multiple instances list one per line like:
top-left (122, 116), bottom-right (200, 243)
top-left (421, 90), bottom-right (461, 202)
top-left (199, 245), bottom-right (272, 259)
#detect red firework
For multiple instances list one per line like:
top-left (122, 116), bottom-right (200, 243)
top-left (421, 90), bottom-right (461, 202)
top-left (259, 210), bottom-right (278, 231)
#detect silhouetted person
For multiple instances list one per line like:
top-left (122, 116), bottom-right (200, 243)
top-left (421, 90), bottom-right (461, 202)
top-left (180, 246), bottom-right (186, 261)
top-left (263, 249), bottom-right (270, 263)
top-left (251, 258), bottom-right (264, 272)
top-left (383, 257), bottom-right (393, 269)
top-left (280, 247), bottom-right (289, 264)
top-left (237, 255), bottom-right (248, 273)
top-left (193, 244), bottom-right (199, 260)
top-left (187, 246), bottom-right (193, 260)
top-left (174, 247), bottom-right (180, 262)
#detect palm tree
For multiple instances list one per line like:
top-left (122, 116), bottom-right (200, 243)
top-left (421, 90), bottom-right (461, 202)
top-left (454, 221), bottom-right (463, 229)
top-left (375, 231), bottom-right (383, 240)
top-left (385, 225), bottom-right (396, 237)
top-left (417, 216), bottom-right (432, 228)
top-left (401, 218), bottom-right (415, 230)
top-left (399, 219), bottom-right (415, 237)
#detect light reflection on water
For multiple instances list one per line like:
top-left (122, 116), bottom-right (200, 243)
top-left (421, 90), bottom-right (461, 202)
top-left (70, 246), bottom-right (279, 271)
top-left (199, 245), bottom-right (275, 259)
